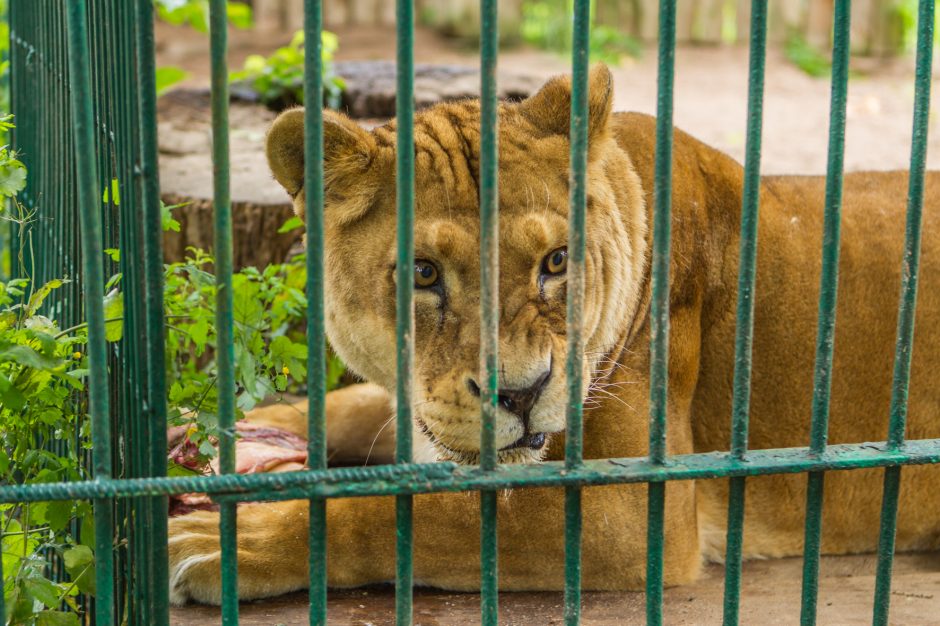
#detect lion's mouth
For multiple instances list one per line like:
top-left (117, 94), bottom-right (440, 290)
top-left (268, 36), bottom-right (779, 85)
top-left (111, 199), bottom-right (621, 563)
top-left (501, 431), bottom-right (546, 451)
top-left (414, 416), bottom-right (548, 464)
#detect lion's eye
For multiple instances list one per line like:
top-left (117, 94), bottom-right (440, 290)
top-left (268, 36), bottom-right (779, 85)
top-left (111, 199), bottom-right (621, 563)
top-left (414, 261), bottom-right (440, 288)
top-left (542, 247), bottom-right (568, 276)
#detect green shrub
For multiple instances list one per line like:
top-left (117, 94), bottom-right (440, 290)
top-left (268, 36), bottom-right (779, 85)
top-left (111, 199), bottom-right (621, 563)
top-left (521, 0), bottom-right (641, 64)
top-left (152, 0), bottom-right (255, 97)
top-left (230, 30), bottom-right (345, 111)
top-left (0, 119), bottom-right (93, 624)
top-left (154, 219), bottom-right (346, 466)
top-left (0, 115), bottom-right (345, 621)
top-left (784, 36), bottom-right (832, 78)
top-left (154, 0), bottom-right (253, 32)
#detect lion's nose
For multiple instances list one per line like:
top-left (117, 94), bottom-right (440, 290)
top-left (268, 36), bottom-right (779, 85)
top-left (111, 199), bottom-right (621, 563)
top-left (467, 367), bottom-right (552, 426)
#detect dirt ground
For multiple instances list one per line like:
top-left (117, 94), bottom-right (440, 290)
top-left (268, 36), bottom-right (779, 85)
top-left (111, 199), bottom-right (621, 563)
top-left (159, 20), bottom-right (940, 626)
top-left (170, 553), bottom-right (940, 625)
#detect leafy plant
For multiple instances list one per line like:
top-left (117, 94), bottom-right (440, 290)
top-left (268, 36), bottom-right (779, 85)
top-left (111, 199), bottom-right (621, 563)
top-left (890, 0), bottom-right (940, 52)
top-left (154, 0), bottom-right (253, 32)
top-left (0, 112), bottom-right (346, 624)
top-left (0, 275), bottom-right (96, 626)
top-left (152, 0), bottom-right (251, 97)
top-left (521, 0), bottom-right (641, 64)
top-left (155, 66), bottom-right (190, 97)
top-left (0, 116), bottom-right (25, 200)
top-left (0, 0), bottom-right (10, 120)
top-left (230, 30), bottom-right (345, 111)
top-left (785, 35), bottom-right (832, 78)
top-left (0, 122), bottom-right (95, 624)
top-left (157, 250), bottom-right (343, 466)
top-left (116, 205), bottom-right (345, 470)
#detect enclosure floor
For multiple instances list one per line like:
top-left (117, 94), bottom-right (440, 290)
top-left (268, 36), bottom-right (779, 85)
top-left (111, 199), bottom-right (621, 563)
top-left (169, 552), bottom-right (939, 625)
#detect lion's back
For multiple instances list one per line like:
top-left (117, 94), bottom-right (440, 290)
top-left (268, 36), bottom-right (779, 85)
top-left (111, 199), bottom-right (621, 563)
top-left (696, 168), bottom-right (940, 558)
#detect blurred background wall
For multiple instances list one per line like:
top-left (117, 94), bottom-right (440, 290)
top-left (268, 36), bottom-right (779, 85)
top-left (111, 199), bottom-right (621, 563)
top-left (248, 0), bottom-right (923, 58)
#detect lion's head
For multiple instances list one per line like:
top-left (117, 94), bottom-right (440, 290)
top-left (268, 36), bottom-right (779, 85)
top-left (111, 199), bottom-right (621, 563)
top-left (266, 65), bottom-right (647, 465)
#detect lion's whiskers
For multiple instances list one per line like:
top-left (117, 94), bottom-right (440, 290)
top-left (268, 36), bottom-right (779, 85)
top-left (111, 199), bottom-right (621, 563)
top-left (363, 412), bottom-right (397, 466)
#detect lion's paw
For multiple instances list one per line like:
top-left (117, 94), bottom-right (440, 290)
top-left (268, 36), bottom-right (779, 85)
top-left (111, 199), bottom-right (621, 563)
top-left (168, 512), bottom-right (224, 606)
top-left (167, 501), bottom-right (311, 605)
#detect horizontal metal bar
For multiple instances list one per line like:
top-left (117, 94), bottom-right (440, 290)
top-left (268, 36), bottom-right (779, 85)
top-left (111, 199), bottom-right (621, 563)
top-left (2, 439), bottom-right (938, 504)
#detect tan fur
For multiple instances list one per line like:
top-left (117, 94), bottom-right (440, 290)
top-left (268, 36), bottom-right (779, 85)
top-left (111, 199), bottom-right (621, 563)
top-left (168, 65), bottom-right (940, 605)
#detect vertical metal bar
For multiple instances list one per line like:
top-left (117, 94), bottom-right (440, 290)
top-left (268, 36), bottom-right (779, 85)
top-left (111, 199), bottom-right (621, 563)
top-left (64, 2), bottom-right (114, 623)
top-left (799, 1), bottom-right (851, 623)
top-left (872, 2), bottom-right (934, 624)
top-left (0, 530), bottom-right (3, 621)
top-left (0, 0), bottom-right (6, 283)
top-left (648, 0), bottom-right (676, 469)
top-left (111, 1), bottom-right (140, 617)
top-left (478, 0), bottom-right (499, 624)
top-left (722, 478), bottom-right (747, 626)
top-left (882, 1), bottom-right (935, 456)
top-left (209, 0), bottom-right (239, 623)
top-left (872, 466), bottom-right (902, 625)
top-left (395, 2), bottom-right (415, 624)
top-left (303, 1), bottom-right (329, 625)
top-left (646, 1), bottom-right (677, 625)
top-left (564, 1), bottom-right (591, 624)
top-left (722, 2), bottom-right (768, 624)
top-left (134, 0), bottom-right (170, 621)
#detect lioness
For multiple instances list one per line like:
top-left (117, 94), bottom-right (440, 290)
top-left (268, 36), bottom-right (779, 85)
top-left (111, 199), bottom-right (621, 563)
top-left (168, 65), bottom-right (940, 605)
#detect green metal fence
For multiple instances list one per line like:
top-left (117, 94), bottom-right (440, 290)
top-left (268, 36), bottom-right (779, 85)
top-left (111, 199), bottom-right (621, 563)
top-left (9, 1), bottom-right (167, 623)
top-left (4, 0), bottom-right (938, 625)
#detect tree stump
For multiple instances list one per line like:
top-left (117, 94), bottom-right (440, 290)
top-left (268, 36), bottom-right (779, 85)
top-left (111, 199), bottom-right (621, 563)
top-left (158, 89), bottom-right (300, 269)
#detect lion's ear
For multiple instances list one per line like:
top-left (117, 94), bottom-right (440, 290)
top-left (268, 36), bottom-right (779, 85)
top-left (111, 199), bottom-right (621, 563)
top-left (518, 63), bottom-right (613, 148)
top-left (266, 108), bottom-right (379, 224)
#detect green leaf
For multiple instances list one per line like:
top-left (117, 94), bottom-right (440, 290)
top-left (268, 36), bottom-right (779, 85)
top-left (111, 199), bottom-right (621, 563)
top-left (322, 30), bottom-right (339, 53)
top-left (63, 544), bottom-right (97, 595)
top-left (36, 610), bottom-right (81, 626)
top-left (80, 514), bottom-right (95, 550)
top-left (63, 545), bottom-right (93, 571)
top-left (103, 289), bottom-right (124, 342)
top-left (168, 462), bottom-right (201, 478)
top-left (101, 177), bottom-right (121, 206)
top-left (0, 373), bottom-right (26, 410)
top-left (277, 216), bottom-right (304, 234)
top-left (161, 201), bottom-right (188, 233)
top-left (198, 439), bottom-right (216, 458)
top-left (190, 316), bottom-right (209, 348)
top-left (24, 577), bottom-right (61, 608)
top-left (0, 159), bottom-right (26, 197)
top-left (227, 2), bottom-right (253, 28)
top-left (0, 344), bottom-right (61, 370)
top-left (156, 66), bottom-right (189, 97)
top-left (30, 501), bottom-right (50, 525)
top-left (27, 278), bottom-right (66, 317)
top-left (47, 500), bottom-right (72, 532)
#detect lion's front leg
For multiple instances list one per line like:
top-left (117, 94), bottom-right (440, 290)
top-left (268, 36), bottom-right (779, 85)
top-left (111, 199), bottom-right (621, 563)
top-left (168, 481), bottom-right (699, 604)
top-left (244, 383), bottom-right (398, 466)
top-left (326, 481), bottom-right (699, 591)
top-left (168, 500), bottom-right (310, 605)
